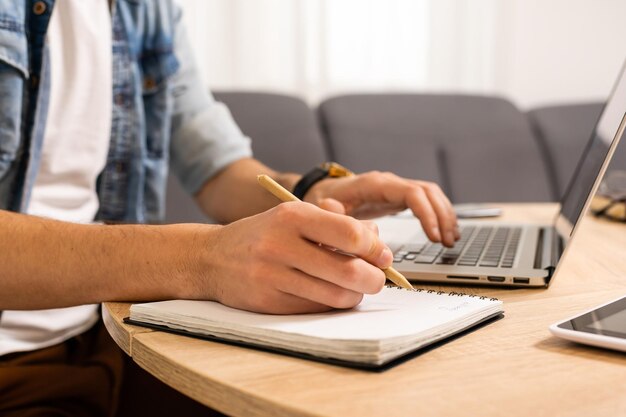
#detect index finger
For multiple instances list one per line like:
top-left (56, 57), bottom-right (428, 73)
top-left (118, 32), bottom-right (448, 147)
top-left (295, 204), bottom-right (393, 269)
top-left (410, 182), bottom-right (459, 247)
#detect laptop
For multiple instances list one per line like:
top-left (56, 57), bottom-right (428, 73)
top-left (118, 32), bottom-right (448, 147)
top-left (382, 60), bottom-right (626, 287)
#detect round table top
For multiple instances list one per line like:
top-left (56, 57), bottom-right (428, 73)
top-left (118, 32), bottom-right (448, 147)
top-left (103, 203), bottom-right (626, 417)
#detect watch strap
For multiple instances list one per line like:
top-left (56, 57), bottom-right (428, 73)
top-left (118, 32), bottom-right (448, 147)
top-left (293, 167), bottom-right (329, 200)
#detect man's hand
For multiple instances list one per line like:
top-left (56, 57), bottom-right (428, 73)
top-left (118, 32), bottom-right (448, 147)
top-left (195, 159), bottom-right (459, 248)
top-left (304, 171), bottom-right (460, 247)
top-left (193, 201), bottom-right (392, 314)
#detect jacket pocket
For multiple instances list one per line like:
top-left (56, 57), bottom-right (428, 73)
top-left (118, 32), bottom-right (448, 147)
top-left (140, 48), bottom-right (179, 94)
top-left (0, 21), bottom-right (28, 180)
top-left (140, 49), bottom-right (179, 158)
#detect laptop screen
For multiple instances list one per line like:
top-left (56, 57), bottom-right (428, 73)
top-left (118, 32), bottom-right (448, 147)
top-left (557, 62), bottom-right (626, 237)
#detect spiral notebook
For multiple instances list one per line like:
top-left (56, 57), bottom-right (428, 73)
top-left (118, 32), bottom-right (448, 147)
top-left (126, 286), bottom-right (503, 371)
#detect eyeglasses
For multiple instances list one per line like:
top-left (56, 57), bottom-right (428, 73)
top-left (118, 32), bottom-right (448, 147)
top-left (590, 170), bottom-right (626, 222)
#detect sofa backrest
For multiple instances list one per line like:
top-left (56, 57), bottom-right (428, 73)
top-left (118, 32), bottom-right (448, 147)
top-left (165, 91), bottom-right (609, 224)
top-left (318, 94), bottom-right (554, 203)
top-left (214, 92), bottom-right (328, 173)
top-left (165, 92), bottom-right (328, 223)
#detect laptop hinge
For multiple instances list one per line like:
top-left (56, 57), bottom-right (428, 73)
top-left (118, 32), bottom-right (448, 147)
top-left (533, 227), bottom-right (553, 270)
top-left (544, 229), bottom-right (565, 284)
top-left (551, 228), bottom-right (565, 267)
top-left (544, 266), bottom-right (556, 284)
top-left (534, 226), bottom-right (560, 266)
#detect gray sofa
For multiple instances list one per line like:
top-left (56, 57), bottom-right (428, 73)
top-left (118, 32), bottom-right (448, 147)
top-left (165, 92), bottom-right (619, 224)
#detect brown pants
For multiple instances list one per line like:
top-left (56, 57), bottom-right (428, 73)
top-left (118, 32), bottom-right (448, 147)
top-left (0, 320), bottom-right (123, 417)
top-left (0, 320), bottom-right (225, 417)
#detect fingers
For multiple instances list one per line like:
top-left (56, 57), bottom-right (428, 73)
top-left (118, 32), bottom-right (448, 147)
top-left (274, 267), bottom-right (365, 310)
top-left (284, 240), bottom-right (386, 295)
top-left (318, 198), bottom-right (346, 215)
top-left (249, 291), bottom-right (334, 315)
top-left (306, 170), bottom-right (458, 247)
top-left (374, 176), bottom-right (457, 247)
top-left (405, 186), bottom-right (443, 244)
top-left (345, 172), bottom-right (458, 246)
top-left (362, 220), bottom-right (379, 234)
top-left (212, 202), bottom-right (392, 315)
top-left (240, 269), bottom-right (365, 315)
top-left (409, 181), bottom-right (459, 246)
top-left (318, 198), bottom-right (378, 242)
top-left (285, 203), bottom-right (393, 269)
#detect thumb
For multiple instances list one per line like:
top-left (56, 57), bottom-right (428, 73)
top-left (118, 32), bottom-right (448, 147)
top-left (317, 198), bottom-right (346, 215)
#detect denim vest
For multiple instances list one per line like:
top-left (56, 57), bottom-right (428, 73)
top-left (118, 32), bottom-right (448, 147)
top-left (0, 0), bottom-right (252, 223)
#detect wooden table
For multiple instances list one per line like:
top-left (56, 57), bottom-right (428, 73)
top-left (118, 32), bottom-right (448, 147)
top-left (103, 204), bottom-right (626, 417)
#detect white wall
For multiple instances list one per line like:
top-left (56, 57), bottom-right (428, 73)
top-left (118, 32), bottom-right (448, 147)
top-left (177, 0), bottom-right (626, 109)
top-left (493, 0), bottom-right (626, 108)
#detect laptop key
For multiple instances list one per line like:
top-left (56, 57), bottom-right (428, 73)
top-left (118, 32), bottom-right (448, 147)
top-left (414, 255), bottom-right (438, 264)
top-left (437, 257), bottom-right (458, 265)
top-left (401, 243), bottom-right (426, 253)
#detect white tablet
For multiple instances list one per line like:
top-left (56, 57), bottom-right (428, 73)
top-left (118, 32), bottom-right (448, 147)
top-left (549, 295), bottom-right (626, 352)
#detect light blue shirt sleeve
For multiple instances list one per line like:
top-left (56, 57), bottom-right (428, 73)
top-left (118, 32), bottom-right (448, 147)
top-left (168, 8), bottom-right (253, 195)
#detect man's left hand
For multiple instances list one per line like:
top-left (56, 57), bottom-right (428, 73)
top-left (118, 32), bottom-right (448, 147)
top-left (304, 171), bottom-right (460, 247)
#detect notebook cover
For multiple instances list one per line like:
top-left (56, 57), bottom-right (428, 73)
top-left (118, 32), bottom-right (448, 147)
top-left (123, 312), bottom-right (503, 372)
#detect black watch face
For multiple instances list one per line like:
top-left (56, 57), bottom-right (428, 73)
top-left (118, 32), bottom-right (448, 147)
top-left (558, 297), bottom-right (626, 339)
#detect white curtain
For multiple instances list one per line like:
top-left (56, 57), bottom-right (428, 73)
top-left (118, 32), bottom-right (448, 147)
top-left (177, 0), bottom-right (626, 108)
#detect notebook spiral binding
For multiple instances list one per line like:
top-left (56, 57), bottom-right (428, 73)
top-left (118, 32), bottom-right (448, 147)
top-left (386, 285), bottom-right (499, 301)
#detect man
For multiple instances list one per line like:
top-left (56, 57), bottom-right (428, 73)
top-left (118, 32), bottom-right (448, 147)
top-left (0, 0), bottom-right (458, 416)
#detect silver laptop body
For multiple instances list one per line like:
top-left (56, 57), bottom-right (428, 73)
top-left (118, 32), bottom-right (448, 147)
top-left (386, 60), bottom-right (626, 288)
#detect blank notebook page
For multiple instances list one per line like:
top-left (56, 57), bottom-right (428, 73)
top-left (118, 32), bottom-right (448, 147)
top-left (130, 287), bottom-right (502, 365)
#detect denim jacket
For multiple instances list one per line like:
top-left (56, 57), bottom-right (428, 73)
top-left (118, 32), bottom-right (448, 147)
top-left (0, 0), bottom-right (252, 223)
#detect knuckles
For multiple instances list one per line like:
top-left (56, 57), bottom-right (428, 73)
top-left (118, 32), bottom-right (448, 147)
top-left (344, 218), bottom-right (367, 253)
top-left (270, 201), bottom-right (303, 224)
top-left (422, 181), bottom-right (442, 194)
top-left (328, 290), bottom-right (363, 309)
top-left (367, 221), bottom-right (380, 236)
top-left (340, 259), bottom-right (362, 285)
top-left (360, 171), bottom-right (385, 188)
top-left (339, 259), bottom-right (386, 295)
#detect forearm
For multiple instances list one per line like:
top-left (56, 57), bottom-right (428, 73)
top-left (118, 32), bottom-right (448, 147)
top-left (195, 158), bottom-right (300, 223)
top-left (0, 210), bottom-right (217, 310)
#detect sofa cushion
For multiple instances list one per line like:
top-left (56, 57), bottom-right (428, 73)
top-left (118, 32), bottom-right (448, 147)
top-left (319, 94), bottom-right (553, 203)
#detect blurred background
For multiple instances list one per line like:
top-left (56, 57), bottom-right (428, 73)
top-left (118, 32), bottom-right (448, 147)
top-left (167, 0), bottom-right (626, 222)
top-left (177, 0), bottom-right (626, 108)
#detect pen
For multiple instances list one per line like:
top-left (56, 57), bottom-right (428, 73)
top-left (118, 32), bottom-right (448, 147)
top-left (257, 174), bottom-right (414, 290)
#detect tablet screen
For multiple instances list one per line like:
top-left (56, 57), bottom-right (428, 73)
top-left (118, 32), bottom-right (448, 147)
top-left (558, 296), bottom-right (626, 339)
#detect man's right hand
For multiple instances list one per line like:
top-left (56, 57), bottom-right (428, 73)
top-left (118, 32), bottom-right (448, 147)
top-left (192, 202), bottom-right (393, 314)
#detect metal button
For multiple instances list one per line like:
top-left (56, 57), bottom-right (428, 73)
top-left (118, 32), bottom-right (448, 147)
top-left (143, 77), bottom-right (156, 90)
top-left (33, 1), bottom-right (47, 15)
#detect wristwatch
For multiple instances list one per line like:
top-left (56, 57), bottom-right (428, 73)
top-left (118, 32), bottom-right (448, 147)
top-left (293, 162), bottom-right (354, 200)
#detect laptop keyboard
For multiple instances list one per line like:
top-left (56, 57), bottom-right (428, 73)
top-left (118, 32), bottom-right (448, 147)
top-left (393, 226), bottom-right (522, 268)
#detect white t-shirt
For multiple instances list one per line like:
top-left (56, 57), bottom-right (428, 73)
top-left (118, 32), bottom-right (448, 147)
top-left (0, 0), bottom-right (112, 356)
